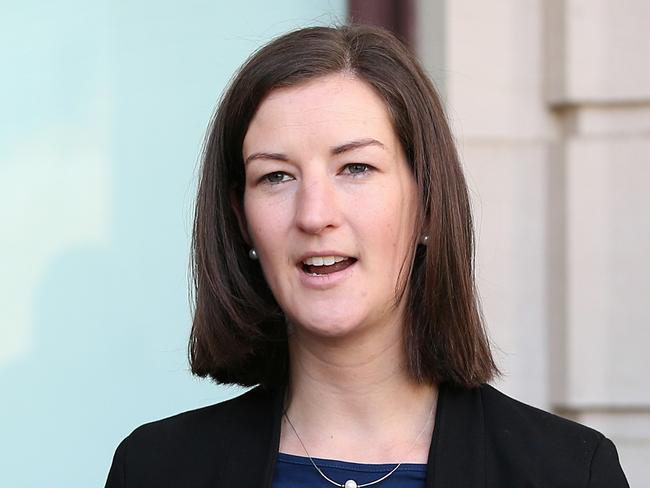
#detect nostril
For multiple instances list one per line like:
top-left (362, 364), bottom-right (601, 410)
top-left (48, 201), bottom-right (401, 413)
top-left (294, 183), bottom-right (342, 234)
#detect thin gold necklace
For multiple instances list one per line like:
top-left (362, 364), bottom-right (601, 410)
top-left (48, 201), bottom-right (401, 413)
top-left (282, 399), bottom-right (435, 488)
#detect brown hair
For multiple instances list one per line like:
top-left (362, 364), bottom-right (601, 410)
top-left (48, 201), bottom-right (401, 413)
top-left (190, 24), bottom-right (498, 388)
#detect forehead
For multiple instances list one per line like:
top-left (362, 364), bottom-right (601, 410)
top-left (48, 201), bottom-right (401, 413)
top-left (243, 73), bottom-right (398, 153)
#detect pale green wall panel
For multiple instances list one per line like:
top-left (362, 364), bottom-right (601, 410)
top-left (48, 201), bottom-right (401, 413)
top-left (0, 1), bottom-right (345, 486)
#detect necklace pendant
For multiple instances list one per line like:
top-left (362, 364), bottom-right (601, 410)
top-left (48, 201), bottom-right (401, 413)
top-left (344, 480), bottom-right (358, 488)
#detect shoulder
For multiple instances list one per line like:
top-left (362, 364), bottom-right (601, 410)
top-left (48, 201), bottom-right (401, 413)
top-left (473, 384), bottom-right (627, 487)
top-left (105, 386), bottom-right (278, 487)
top-left (127, 385), bottom-right (273, 443)
top-left (478, 383), bottom-right (601, 445)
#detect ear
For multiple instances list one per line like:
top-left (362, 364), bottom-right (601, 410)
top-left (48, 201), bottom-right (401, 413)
top-left (230, 189), bottom-right (252, 247)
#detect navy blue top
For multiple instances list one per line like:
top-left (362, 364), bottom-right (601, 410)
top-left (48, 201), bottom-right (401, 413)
top-left (272, 452), bottom-right (427, 487)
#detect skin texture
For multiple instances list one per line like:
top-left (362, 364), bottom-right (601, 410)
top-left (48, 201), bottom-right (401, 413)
top-left (241, 73), bottom-right (436, 463)
top-left (242, 73), bottom-right (418, 343)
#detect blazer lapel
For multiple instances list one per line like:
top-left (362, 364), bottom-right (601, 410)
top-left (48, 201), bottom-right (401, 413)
top-left (427, 384), bottom-right (486, 487)
top-left (217, 385), bottom-right (284, 488)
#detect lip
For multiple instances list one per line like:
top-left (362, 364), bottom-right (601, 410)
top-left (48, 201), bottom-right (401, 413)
top-left (297, 251), bottom-right (356, 263)
top-left (296, 252), bottom-right (357, 290)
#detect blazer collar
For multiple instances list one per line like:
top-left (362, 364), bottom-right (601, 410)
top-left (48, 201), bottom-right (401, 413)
top-left (220, 383), bottom-right (486, 488)
top-left (217, 385), bottom-right (284, 487)
top-left (427, 384), bottom-right (486, 487)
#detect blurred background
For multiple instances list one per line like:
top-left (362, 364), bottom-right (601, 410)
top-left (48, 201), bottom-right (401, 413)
top-left (1, 0), bottom-right (648, 486)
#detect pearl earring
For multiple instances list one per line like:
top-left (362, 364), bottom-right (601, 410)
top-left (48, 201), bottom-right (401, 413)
top-left (248, 248), bottom-right (258, 260)
top-left (420, 235), bottom-right (430, 245)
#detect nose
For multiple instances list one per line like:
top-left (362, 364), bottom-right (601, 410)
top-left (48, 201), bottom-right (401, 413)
top-left (294, 175), bottom-right (343, 235)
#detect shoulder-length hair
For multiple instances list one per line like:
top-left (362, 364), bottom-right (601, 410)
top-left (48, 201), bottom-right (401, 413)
top-left (190, 24), bottom-right (498, 388)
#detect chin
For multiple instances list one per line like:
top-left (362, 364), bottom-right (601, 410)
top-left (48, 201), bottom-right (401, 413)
top-left (290, 310), bottom-right (366, 340)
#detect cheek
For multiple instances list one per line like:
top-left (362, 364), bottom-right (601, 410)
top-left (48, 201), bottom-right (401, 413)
top-left (374, 190), bottom-right (418, 275)
top-left (243, 198), bottom-right (291, 274)
top-left (243, 198), bottom-right (271, 252)
top-left (367, 184), bottom-right (417, 243)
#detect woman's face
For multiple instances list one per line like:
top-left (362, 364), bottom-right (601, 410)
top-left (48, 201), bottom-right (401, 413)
top-left (242, 73), bottom-right (418, 341)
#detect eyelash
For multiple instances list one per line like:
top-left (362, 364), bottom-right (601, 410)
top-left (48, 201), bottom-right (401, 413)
top-left (261, 172), bottom-right (292, 185)
top-left (260, 163), bottom-right (374, 186)
top-left (343, 163), bottom-right (372, 176)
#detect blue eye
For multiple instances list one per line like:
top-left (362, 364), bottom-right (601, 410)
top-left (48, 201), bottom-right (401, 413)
top-left (262, 172), bottom-right (292, 185)
top-left (344, 163), bottom-right (371, 175)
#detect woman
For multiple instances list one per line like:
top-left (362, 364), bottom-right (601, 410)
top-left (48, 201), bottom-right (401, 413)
top-left (105, 25), bottom-right (628, 487)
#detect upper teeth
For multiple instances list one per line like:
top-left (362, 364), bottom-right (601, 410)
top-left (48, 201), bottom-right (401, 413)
top-left (303, 256), bottom-right (347, 266)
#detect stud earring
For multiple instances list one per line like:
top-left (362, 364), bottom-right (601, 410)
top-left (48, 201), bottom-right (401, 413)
top-left (248, 248), bottom-right (258, 260)
top-left (419, 235), bottom-right (430, 245)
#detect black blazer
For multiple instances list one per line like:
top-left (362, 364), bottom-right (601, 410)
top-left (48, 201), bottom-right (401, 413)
top-left (105, 383), bottom-right (628, 487)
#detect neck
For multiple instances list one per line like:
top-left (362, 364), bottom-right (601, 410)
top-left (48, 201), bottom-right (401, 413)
top-left (281, 321), bottom-right (438, 464)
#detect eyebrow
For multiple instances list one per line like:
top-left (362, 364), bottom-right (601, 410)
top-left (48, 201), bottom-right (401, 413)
top-left (244, 152), bottom-right (289, 165)
top-left (244, 138), bottom-right (385, 165)
top-left (331, 138), bottom-right (386, 155)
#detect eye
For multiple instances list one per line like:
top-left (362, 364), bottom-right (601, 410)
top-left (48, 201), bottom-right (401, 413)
top-left (261, 171), bottom-right (293, 185)
top-left (342, 163), bottom-right (372, 176)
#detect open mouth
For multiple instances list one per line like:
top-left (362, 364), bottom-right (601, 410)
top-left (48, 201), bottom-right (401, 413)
top-left (300, 256), bottom-right (357, 276)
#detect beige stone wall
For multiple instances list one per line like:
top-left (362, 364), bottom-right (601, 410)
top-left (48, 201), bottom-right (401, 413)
top-left (416, 0), bottom-right (650, 484)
